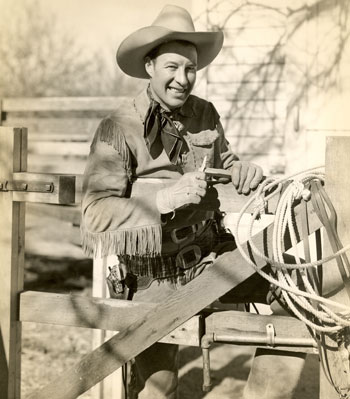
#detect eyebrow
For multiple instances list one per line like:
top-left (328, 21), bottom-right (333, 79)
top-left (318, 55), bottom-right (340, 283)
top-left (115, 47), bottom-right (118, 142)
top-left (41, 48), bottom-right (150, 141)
top-left (164, 60), bottom-right (197, 67)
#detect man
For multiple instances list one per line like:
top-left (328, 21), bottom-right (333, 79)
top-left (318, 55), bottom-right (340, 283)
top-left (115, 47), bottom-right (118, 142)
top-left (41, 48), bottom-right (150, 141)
top-left (81, 5), bottom-right (306, 399)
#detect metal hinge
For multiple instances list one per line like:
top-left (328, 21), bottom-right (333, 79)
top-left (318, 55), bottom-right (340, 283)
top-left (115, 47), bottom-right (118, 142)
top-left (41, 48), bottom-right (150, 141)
top-left (0, 180), bottom-right (54, 193)
top-left (266, 323), bottom-right (276, 347)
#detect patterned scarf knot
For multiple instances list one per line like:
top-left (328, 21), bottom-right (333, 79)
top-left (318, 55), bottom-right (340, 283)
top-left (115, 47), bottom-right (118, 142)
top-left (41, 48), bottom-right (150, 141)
top-left (144, 97), bottom-right (184, 165)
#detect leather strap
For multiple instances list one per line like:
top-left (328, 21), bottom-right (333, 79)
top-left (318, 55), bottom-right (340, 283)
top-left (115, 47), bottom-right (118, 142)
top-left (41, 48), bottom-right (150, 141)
top-left (310, 180), bottom-right (350, 300)
top-left (301, 197), bottom-right (322, 300)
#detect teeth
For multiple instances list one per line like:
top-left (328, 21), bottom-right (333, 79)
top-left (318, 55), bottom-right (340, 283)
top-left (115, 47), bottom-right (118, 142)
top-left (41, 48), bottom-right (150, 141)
top-left (169, 87), bottom-right (185, 93)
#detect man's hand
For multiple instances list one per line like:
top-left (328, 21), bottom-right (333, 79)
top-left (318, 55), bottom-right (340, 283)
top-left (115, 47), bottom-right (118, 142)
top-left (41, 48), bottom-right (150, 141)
top-left (156, 171), bottom-right (207, 214)
top-left (231, 161), bottom-right (263, 194)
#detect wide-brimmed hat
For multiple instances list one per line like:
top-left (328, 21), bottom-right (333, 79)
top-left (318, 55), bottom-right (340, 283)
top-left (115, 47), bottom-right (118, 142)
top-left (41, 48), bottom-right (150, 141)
top-left (116, 5), bottom-right (224, 79)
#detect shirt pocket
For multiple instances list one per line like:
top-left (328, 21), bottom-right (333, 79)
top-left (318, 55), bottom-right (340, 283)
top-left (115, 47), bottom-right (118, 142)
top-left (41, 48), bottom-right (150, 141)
top-left (183, 129), bottom-right (219, 170)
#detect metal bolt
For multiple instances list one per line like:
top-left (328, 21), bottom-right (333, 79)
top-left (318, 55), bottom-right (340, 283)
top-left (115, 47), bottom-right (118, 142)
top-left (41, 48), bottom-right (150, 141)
top-left (21, 183), bottom-right (28, 191)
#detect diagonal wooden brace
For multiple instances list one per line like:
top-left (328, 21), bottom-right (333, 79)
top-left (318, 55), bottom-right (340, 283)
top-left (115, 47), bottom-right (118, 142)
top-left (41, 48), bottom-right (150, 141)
top-left (26, 200), bottom-right (322, 399)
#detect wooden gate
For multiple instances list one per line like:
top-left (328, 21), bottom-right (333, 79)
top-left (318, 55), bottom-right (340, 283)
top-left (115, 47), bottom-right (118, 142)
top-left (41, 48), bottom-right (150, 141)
top-left (0, 125), bottom-right (349, 398)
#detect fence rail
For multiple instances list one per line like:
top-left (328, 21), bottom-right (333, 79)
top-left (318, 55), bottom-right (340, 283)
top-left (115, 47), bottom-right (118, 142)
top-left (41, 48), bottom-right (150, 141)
top-left (0, 97), bottom-right (126, 259)
top-left (1, 100), bottom-right (349, 398)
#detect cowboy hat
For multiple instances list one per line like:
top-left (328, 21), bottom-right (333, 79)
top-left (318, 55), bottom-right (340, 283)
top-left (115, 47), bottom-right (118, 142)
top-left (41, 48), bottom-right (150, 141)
top-left (116, 5), bottom-right (224, 79)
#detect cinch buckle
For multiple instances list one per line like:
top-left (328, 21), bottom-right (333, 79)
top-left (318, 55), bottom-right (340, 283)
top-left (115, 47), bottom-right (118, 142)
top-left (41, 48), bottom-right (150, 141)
top-left (171, 224), bottom-right (198, 244)
top-left (176, 245), bottom-right (202, 270)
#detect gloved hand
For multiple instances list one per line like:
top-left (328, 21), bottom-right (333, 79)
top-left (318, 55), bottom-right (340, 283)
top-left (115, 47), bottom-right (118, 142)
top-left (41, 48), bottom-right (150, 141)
top-left (231, 161), bottom-right (264, 194)
top-left (156, 171), bottom-right (207, 214)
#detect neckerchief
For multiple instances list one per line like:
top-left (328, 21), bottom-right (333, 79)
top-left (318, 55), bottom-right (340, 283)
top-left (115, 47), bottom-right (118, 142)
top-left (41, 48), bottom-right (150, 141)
top-left (144, 89), bottom-right (184, 165)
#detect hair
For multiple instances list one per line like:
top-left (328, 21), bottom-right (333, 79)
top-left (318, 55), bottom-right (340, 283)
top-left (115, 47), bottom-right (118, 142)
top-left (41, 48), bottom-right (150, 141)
top-left (145, 40), bottom-right (197, 61)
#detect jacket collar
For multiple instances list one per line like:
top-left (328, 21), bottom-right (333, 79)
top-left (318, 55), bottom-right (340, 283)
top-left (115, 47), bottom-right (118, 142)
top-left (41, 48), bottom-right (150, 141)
top-left (133, 86), bottom-right (195, 122)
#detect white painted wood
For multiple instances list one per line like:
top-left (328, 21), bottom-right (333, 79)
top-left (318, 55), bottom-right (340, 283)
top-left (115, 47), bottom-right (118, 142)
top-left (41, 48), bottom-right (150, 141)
top-left (91, 256), bottom-right (124, 399)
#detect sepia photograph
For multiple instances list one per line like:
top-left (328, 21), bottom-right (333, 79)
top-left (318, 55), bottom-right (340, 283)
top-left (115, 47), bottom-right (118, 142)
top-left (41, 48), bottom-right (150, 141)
top-left (1, 1), bottom-right (350, 398)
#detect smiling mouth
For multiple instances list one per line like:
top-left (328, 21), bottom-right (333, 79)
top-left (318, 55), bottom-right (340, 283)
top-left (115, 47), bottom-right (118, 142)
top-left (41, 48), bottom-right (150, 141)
top-left (168, 87), bottom-right (186, 94)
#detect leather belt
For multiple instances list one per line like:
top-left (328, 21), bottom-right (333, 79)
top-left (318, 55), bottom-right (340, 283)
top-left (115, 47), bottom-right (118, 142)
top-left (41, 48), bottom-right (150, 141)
top-left (133, 241), bottom-right (213, 291)
top-left (119, 219), bottom-right (216, 286)
top-left (175, 244), bottom-right (202, 270)
top-left (164, 220), bottom-right (215, 268)
top-left (163, 219), bottom-right (210, 244)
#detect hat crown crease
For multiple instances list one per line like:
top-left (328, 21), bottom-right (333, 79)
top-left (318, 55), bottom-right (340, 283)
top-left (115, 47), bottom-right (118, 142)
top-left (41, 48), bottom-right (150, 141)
top-left (152, 6), bottom-right (195, 32)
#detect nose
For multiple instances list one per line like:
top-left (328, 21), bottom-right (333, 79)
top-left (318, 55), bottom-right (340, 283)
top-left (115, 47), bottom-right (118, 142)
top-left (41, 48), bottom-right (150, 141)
top-left (175, 67), bottom-right (188, 86)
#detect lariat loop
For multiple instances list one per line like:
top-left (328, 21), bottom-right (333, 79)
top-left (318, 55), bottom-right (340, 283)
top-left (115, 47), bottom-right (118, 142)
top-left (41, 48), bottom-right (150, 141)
top-left (290, 180), bottom-right (311, 201)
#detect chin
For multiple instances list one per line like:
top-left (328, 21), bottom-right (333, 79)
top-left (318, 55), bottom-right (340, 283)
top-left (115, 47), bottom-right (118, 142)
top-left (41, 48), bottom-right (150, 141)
top-left (165, 95), bottom-right (188, 110)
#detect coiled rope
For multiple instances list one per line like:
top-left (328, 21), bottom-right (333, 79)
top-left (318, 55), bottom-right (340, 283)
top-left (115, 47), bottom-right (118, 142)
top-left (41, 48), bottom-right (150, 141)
top-left (234, 166), bottom-right (350, 333)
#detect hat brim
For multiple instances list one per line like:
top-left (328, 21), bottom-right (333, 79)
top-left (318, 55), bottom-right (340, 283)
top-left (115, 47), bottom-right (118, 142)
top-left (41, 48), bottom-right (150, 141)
top-left (117, 26), bottom-right (224, 79)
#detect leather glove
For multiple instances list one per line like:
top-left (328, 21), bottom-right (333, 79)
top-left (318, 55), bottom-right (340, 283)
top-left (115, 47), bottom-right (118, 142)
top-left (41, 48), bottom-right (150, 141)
top-left (231, 161), bottom-right (264, 194)
top-left (156, 171), bottom-right (207, 214)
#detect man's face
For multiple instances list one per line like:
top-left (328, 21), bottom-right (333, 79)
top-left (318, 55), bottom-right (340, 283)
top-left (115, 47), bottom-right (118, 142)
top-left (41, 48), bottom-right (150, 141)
top-left (145, 41), bottom-right (197, 110)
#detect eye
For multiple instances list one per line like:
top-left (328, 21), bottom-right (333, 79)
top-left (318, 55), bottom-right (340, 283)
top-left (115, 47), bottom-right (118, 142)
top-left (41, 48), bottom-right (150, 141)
top-left (186, 66), bottom-right (197, 73)
top-left (166, 64), bottom-right (177, 70)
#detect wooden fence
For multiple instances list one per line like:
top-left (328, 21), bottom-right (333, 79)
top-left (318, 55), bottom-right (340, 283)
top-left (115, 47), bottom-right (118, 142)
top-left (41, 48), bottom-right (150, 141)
top-left (0, 97), bottom-right (127, 231)
top-left (0, 97), bottom-right (127, 398)
top-left (0, 102), bottom-right (349, 398)
top-left (0, 97), bottom-right (129, 173)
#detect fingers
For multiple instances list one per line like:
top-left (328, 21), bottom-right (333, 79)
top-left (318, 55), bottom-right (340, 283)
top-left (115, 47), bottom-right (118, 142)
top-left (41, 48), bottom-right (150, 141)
top-left (231, 161), bottom-right (264, 194)
top-left (181, 171), bottom-right (207, 192)
top-left (195, 171), bottom-right (206, 180)
top-left (186, 192), bottom-right (202, 204)
top-left (171, 171), bottom-right (208, 209)
top-left (187, 185), bottom-right (206, 198)
top-left (182, 184), bottom-right (206, 206)
top-left (196, 179), bottom-right (207, 190)
top-left (250, 166), bottom-right (263, 189)
top-left (193, 171), bottom-right (206, 184)
top-left (187, 174), bottom-right (207, 203)
top-left (240, 165), bottom-right (255, 194)
top-left (231, 162), bottom-right (242, 187)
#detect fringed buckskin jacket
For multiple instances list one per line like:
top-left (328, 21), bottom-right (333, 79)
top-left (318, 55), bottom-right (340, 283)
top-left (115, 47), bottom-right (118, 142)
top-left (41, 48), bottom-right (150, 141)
top-left (81, 87), bottom-right (238, 276)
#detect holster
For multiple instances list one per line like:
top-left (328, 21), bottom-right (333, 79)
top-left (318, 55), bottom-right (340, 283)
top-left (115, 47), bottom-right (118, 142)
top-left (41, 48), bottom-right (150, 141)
top-left (107, 265), bottom-right (137, 300)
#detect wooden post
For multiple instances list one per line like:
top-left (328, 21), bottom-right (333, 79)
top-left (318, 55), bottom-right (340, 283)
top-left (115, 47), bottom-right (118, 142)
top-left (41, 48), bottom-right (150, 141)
top-left (91, 257), bottom-right (124, 399)
top-left (319, 135), bottom-right (350, 399)
top-left (0, 127), bottom-right (27, 399)
top-left (0, 99), bottom-right (3, 125)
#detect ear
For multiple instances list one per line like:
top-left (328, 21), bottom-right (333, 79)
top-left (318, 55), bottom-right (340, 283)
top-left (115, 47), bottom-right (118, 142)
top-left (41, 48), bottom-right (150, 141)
top-left (144, 57), bottom-right (154, 78)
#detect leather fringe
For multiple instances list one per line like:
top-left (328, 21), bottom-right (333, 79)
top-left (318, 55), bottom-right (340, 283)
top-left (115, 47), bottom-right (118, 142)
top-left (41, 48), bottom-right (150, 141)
top-left (91, 117), bottom-right (131, 175)
top-left (81, 224), bottom-right (162, 259)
